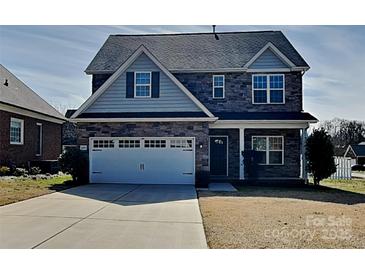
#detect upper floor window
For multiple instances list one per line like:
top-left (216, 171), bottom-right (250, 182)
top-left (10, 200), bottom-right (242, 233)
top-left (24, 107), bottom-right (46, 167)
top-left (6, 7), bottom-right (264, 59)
top-left (252, 74), bottom-right (284, 104)
top-left (135, 72), bottom-right (151, 98)
top-left (10, 117), bottom-right (24, 145)
top-left (213, 75), bottom-right (225, 99)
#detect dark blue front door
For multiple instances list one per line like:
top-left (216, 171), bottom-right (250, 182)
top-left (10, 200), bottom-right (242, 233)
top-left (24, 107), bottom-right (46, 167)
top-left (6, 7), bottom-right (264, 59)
top-left (209, 136), bottom-right (228, 176)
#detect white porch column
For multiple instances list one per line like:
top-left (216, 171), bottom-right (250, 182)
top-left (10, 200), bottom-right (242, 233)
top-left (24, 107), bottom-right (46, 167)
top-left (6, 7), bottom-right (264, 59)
top-left (239, 128), bottom-right (245, 180)
top-left (301, 127), bottom-right (308, 181)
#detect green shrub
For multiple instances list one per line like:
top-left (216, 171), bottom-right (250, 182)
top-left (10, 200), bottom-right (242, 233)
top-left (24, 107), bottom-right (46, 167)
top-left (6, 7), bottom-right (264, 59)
top-left (13, 168), bottom-right (28, 177)
top-left (0, 166), bottom-right (11, 176)
top-left (29, 166), bottom-right (42, 175)
top-left (306, 128), bottom-right (337, 185)
top-left (58, 147), bottom-right (88, 183)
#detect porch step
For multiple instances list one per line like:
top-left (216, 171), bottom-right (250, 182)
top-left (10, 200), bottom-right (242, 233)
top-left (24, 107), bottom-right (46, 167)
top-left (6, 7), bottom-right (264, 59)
top-left (241, 178), bottom-right (306, 186)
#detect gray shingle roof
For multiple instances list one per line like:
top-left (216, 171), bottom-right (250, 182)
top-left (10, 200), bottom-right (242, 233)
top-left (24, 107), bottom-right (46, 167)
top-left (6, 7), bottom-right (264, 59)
top-left (0, 64), bottom-right (65, 120)
top-left (85, 31), bottom-right (309, 73)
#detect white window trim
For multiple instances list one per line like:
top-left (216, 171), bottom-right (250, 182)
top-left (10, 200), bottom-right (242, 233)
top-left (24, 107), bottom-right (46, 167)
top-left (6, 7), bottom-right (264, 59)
top-left (251, 136), bottom-right (284, 165)
top-left (252, 74), bottom-right (285, 104)
top-left (212, 75), bottom-right (225, 99)
top-left (134, 71), bottom-right (152, 98)
top-left (36, 123), bottom-right (42, 156)
top-left (10, 117), bottom-right (24, 145)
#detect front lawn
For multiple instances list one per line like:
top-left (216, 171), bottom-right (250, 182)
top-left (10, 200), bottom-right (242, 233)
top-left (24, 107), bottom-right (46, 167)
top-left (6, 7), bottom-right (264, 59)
top-left (198, 179), bottom-right (365, 248)
top-left (321, 178), bottom-right (365, 194)
top-left (0, 175), bottom-right (75, 206)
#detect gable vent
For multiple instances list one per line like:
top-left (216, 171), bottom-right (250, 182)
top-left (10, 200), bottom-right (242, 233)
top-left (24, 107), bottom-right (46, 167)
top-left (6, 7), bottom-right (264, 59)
top-left (4, 79), bottom-right (8, 86)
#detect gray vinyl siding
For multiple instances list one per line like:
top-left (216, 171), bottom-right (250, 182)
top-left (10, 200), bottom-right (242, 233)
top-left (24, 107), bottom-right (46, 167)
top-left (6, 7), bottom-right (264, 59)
top-left (85, 53), bottom-right (201, 113)
top-left (249, 49), bottom-right (289, 69)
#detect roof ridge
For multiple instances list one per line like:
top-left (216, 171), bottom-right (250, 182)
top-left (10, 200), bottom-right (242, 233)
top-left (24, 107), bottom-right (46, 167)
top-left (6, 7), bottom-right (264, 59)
top-left (110, 30), bottom-right (279, 37)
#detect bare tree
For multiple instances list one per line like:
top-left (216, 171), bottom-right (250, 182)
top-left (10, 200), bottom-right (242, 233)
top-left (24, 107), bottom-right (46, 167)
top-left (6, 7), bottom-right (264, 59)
top-left (318, 118), bottom-right (365, 155)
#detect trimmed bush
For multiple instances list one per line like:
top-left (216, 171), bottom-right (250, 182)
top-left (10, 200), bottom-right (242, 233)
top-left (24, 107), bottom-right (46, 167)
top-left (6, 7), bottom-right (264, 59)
top-left (0, 166), bottom-right (11, 176)
top-left (29, 166), bottom-right (42, 175)
top-left (58, 147), bottom-right (88, 183)
top-left (13, 168), bottom-right (28, 177)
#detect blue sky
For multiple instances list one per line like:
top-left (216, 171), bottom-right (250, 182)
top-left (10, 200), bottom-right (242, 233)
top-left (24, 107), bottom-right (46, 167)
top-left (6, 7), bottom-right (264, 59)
top-left (0, 25), bottom-right (364, 120)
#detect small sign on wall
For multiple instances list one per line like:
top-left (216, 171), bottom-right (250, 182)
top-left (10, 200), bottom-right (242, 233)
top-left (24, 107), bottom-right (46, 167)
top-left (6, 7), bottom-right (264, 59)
top-left (80, 145), bottom-right (88, 151)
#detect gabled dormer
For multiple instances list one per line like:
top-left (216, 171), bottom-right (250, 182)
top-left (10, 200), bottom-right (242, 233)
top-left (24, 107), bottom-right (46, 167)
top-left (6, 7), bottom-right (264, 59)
top-left (244, 42), bottom-right (298, 71)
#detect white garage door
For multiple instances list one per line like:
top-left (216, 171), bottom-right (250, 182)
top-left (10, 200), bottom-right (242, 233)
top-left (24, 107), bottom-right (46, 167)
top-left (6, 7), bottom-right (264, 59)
top-left (89, 137), bottom-right (195, 184)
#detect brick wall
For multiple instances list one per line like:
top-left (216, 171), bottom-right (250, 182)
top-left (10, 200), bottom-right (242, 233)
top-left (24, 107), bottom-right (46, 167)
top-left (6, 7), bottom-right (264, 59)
top-left (76, 122), bottom-right (210, 184)
top-left (244, 128), bottom-right (301, 178)
top-left (174, 72), bottom-right (303, 113)
top-left (0, 110), bottom-right (62, 166)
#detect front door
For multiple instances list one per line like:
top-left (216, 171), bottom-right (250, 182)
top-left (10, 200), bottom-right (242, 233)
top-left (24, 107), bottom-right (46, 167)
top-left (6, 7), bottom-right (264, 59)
top-left (209, 136), bottom-right (228, 176)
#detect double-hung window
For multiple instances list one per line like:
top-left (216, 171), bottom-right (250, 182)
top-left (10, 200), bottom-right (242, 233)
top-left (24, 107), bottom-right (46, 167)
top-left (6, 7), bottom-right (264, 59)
top-left (135, 72), bottom-right (151, 98)
top-left (213, 75), bottom-right (225, 99)
top-left (252, 136), bottom-right (284, 165)
top-left (10, 117), bottom-right (24, 145)
top-left (252, 74), bottom-right (284, 104)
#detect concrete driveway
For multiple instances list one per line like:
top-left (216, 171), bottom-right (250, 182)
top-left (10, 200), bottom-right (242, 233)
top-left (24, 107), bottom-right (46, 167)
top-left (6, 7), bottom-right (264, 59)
top-left (0, 184), bottom-right (207, 248)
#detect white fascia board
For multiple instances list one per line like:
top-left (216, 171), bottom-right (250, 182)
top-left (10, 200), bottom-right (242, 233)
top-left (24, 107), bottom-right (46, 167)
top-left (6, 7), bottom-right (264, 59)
top-left (0, 102), bottom-right (65, 124)
top-left (71, 117), bottom-right (218, 123)
top-left (244, 42), bottom-right (296, 69)
top-left (209, 120), bottom-right (314, 129)
top-left (85, 66), bottom-right (310, 75)
top-left (73, 45), bottom-right (215, 119)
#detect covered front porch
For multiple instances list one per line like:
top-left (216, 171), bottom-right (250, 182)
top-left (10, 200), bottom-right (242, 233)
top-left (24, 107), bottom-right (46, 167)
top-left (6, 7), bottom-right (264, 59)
top-left (208, 119), bottom-right (312, 184)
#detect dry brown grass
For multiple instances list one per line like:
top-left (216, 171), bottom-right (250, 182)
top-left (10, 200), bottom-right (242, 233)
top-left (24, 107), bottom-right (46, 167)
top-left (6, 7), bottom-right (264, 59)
top-left (199, 180), bottom-right (365, 249)
top-left (0, 175), bottom-right (74, 206)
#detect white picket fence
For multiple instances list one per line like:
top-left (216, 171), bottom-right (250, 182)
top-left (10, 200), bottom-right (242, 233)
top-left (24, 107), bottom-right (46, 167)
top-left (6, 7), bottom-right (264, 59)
top-left (330, 157), bottom-right (356, 180)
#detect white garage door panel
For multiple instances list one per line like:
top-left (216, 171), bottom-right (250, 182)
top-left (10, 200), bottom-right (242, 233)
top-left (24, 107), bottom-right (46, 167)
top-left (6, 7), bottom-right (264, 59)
top-left (90, 138), bottom-right (195, 184)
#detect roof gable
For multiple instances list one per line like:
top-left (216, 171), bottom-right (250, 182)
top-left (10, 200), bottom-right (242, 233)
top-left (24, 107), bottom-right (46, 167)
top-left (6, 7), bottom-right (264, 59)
top-left (244, 42), bottom-right (295, 69)
top-left (72, 46), bottom-right (214, 119)
top-left (351, 144), bottom-right (365, 156)
top-left (248, 48), bottom-right (290, 69)
top-left (85, 31), bottom-right (309, 73)
top-left (0, 64), bottom-right (65, 121)
top-left (84, 53), bottom-right (202, 114)
top-left (345, 143), bottom-right (365, 157)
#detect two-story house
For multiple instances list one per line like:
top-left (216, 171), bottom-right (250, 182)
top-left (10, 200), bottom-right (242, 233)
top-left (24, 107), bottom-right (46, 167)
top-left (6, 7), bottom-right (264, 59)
top-left (70, 31), bottom-right (317, 186)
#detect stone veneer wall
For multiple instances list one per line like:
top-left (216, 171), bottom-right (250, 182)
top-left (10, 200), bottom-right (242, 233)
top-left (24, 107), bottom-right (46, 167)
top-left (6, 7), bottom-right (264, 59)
top-left (92, 74), bottom-right (112, 93)
top-left (174, 72), bottom-right (303, 113)
top-left (76, 122), bottom-right (210, 184)
top-left (62, 121), bottom-right (78, 146)
top-left (244, 128), bottom-right (301, 178)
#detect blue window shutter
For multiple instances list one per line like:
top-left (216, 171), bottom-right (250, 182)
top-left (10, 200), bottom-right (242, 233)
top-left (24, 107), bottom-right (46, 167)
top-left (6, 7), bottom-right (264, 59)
top-left (126, 72), bottom-right (134, 98)
top-left (151, 72), bottom-right (160, 98)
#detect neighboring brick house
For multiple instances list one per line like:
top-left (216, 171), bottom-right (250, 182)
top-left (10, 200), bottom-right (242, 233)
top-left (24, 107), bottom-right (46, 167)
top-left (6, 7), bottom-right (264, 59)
top-left (0, 64), bottom-right (66, 167)
top-left (69, 31), bottom-right (317, 186)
